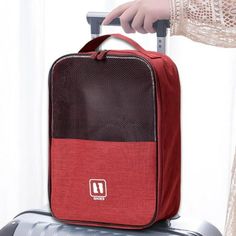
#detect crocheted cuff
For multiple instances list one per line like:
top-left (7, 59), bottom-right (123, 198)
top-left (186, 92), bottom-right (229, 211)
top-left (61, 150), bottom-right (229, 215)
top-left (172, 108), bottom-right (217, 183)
top-left (169, 0), bottom-right (183, 35)
top-left (169, 0), bottom-right (236, 47)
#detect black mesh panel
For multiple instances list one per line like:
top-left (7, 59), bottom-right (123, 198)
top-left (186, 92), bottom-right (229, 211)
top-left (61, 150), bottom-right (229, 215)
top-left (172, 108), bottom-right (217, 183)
top-left (50, 55), bottom-right (156, 141)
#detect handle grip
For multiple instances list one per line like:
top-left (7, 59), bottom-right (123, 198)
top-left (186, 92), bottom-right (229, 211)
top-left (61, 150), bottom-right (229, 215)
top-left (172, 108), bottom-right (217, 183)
top-left (79, 33), bottom-right (148, 56)
top-left (86, 12), bottom-right (170, 37)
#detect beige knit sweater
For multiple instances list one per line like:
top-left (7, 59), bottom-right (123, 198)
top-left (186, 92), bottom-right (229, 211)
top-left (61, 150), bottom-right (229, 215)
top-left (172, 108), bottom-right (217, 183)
top-left (170, 0), bottom-right (236, 47)
top-left (169, 1), bottom-right (236, 234)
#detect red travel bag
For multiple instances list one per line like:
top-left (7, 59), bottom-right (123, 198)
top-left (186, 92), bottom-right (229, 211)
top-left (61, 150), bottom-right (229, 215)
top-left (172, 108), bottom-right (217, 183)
top-left (49, 33), bottom-right (181, 229)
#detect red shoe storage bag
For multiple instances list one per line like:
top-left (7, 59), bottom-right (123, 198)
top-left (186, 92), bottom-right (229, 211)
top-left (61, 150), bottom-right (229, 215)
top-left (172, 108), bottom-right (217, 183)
top-left (49, 34), bottom-right (181, 229)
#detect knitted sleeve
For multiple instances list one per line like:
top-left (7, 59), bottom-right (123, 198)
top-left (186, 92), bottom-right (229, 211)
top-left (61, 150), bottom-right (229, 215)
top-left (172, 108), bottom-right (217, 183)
top-left (170, 0), bottom-right (236, 47)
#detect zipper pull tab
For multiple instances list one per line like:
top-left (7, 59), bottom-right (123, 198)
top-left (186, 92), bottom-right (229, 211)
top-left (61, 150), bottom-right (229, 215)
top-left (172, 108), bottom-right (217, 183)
top-left (91, 51), bottom-right (99, 60)
top-left (96, 50), bottom-right (109, 60)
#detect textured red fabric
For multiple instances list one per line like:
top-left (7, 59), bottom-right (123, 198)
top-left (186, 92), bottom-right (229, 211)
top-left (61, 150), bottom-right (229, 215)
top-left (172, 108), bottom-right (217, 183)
top-left (150, 55), bottom-right (181, 221)
top-left (50, 138), bottom-right (157, 227)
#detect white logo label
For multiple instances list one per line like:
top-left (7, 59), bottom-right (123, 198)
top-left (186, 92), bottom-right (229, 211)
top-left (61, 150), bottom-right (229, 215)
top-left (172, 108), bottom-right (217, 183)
top-left (89, 179), bottom-right (107, 200)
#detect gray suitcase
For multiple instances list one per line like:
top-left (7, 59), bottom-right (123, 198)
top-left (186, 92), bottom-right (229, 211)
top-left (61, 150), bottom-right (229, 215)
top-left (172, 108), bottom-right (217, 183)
top-left (0, 13), bottom-right (222, 236)
top-left (0, 210), bottom-right (222, 236)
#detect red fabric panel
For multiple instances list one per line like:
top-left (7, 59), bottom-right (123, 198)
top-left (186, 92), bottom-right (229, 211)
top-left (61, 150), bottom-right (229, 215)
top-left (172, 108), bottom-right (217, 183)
top-left (50, 138), bottom-right (157, 227)
top-left (150, 55), bottom-right (181, 220)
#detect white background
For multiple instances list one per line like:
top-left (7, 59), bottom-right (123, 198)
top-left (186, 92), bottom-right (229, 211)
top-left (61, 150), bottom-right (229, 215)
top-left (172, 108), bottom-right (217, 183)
top-left (0, 0), bottom-right (236, 234)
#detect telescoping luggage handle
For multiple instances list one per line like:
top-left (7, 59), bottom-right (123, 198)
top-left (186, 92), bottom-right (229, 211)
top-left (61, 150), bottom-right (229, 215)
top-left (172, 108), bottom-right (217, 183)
top-left (86, 12), bottom-right (170, 53)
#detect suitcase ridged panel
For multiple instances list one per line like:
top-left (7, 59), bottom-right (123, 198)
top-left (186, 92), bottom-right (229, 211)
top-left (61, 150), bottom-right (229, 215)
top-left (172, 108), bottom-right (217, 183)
top-left (0, 212), bottom-right (222, 236)
top-left (14, 221), bottom-right (195, 236)
top-left (15, 221), bottom-right (110, 236)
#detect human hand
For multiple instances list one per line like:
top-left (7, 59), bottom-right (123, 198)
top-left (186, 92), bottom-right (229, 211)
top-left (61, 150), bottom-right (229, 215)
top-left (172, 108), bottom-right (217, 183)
top-left (102, 0), bottom-right (170, 34)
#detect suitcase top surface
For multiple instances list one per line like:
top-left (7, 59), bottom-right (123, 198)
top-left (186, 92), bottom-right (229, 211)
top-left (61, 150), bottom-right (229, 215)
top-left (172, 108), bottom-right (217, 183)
top-left (0, 210), bottom-right (222, 236)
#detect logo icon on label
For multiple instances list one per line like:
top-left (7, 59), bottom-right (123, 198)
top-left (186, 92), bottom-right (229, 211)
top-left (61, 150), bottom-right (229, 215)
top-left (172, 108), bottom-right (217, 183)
top-left (89, 179), bottom-right (107, 200)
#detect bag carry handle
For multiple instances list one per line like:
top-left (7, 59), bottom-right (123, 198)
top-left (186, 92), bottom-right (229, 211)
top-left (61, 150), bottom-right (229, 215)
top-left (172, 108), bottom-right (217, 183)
top-left (79, 33), bottom-right (148, 54)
